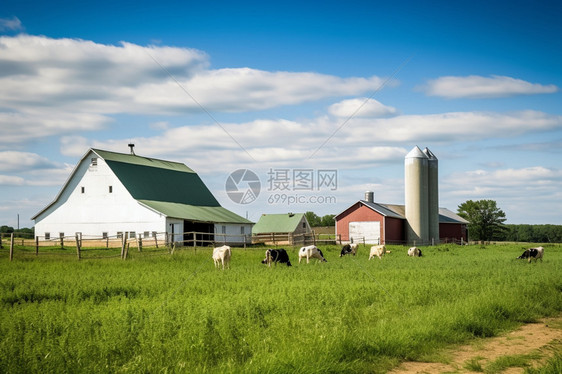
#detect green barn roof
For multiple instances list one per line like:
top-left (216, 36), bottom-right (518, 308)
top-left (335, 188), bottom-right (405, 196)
top-left (252, 213), bottom-right (306, 234)
top-left (32, 148), bottom-right (251, 224)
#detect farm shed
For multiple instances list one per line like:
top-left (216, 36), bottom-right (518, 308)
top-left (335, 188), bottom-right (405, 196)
top-left (32, 148), bottom-right (253, 246)
top-left (335, 199), bottom-right (468, 245)
top-left (252, 213), bottom-right (312, 244)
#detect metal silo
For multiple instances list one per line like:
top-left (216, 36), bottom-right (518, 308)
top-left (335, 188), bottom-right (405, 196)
top-left (365, 191), bottom-right (374, 203)
top-left (423, 147), bottom-right (439, 244)
top-left (405, 146), bottom-right (429, 244)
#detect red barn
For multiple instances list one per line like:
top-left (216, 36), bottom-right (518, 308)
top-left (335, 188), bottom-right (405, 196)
top-left (335, 199), bottom-right (468, 245)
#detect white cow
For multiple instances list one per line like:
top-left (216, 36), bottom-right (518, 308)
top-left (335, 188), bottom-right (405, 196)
top-left (212, 245), bottom-right (231, 269)
top-left (407, 247), bottom-right (422, 257)
top-left (298, 245), bottom-right (327, 264)
top-left (369, 245), bottom-right (386, 260)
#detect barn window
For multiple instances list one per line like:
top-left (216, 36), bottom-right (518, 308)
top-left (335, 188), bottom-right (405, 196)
top-left (91, 158), bottom-right (97, 166)
top-left (143, 231), bottom-right (149, 238)
top-left (240, 226), bottom-right (245, 235)
top-left (129, 231), bottom-right (136, 238)
top-left (102, 232), bottom-right (108, 239)
top-left (222, 226), bottom-right (226, 234)
top-left (109, 186), bottom-right (113, 193)
top-left (117, 232), bottom-right (123, 239)
top-left (81, 186), bottom-right (85, 193)
top-left (59, 232), bottom-right (64, 238)
top-left (302, 222), bottom-right (306, 229)
top-left (45, 232), bottom-right (50, 240)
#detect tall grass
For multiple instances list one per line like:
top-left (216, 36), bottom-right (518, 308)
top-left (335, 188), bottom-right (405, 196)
top-left (1, 243), bottom-right (561, 373)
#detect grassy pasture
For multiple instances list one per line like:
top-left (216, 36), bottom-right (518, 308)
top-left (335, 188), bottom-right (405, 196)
top-left (1, 243), bottom-right (561, 373)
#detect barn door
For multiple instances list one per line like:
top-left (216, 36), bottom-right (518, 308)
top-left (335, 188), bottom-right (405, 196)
top-left (349, 221), bottom-right (380, 244)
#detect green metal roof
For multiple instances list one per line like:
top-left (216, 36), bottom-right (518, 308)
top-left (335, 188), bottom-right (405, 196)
top-left (139, 200), bottom-right (252, 224)
top-left (93, 149), bottom-right (194, 172)
top-left (252, 213), bottom-right (306, 234)
top-left (104, 159), bottom-right (220, 206)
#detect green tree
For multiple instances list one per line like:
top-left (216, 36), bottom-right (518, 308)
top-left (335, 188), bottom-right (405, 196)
top-left (0, 225), bottom-right (14, 234)
top-left (320, 214), bottom-right (335, 227)
top-left (457, 200), bottom-right (507, 241)
top-left (305, 211), bottom-right (321, 227)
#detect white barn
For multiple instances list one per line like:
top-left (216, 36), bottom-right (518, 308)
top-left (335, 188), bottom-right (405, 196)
top-left (32, 148), bottom-right (253, 245)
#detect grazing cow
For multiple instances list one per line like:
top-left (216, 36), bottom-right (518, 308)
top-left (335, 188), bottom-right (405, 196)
top-left (369, 245), bottom-right (386, 260)
top-left (261, 248), bottom-right (292, 267)
top-left (408, 247), bottom-right (422, 257)
top-left (517, 246), bottom-right (544, 263)
top-left (298, 245), bottom-right (327, 264)
top-left (212, 245), bottom-right (231, 269)
top-left (340, 243), bottom-right (358, 257)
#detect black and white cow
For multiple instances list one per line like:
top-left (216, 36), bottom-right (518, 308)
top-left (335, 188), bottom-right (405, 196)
top-left (298, 245), bottom-right (327, 264)
top-left (517, 246), bottom-right (544, 263)
top-left (261, 248), bottom-right (292, 267)
top-left (340, 243), bottom-right (358, 257)
top-left (407, 246), bottom-right (422, 257)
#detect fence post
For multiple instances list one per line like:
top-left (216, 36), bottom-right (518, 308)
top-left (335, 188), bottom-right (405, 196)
top-left (60, 234), bottom-right (64, 250)
top-left (9, 233), bottom-right (14, 261)
top-left (35, 236), bottom-right (39, 256)
top-left (0, 233), bottom-right (3, 249)
top-left (243, 234), bottom-right (246, 250)
top-left (75, 234), bottom-right (81, 260)
top-left (120, 232), bottom-right (129, 260)
top-left (154, 232), bottom-right (159, 248)
top-left (124, 243), bottom-right (130, 259)
top-left (193, 232), bottom-right (196, 249)
top-left (138, 237), bottom-right (143, 252)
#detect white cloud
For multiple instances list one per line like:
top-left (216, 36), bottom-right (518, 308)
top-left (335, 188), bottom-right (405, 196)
top-left (55, 110), bottom-right (562, 176)
top-left (0, 16), bottom-right (23, 32)
top-left (443, 166), bottom-right (562, 197)
top-left (0, 151), bottom-right (59, 172)
top-left (328, 98), bottom-right (398, 118)
top-left (0, 175), bottom-right (25, 185)
top-left (0, 35), bottom-right (386, 147)
top-left (421, 75), bottom-right (558, 99)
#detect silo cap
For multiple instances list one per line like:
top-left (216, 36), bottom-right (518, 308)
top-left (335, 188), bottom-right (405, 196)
top-left (423, 147), bottom-right (438, 160)
top-left (405, 146), bottom-right (428, 159)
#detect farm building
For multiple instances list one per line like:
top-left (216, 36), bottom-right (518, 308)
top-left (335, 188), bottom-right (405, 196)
top-left (335, 198), bottom-right (468, 245)
top-left (335, 146), bottom-right (468, 245)
top-left (32, 147), bottom-right (253, 245)
top-left (252, 213), bottom-right (312, 244)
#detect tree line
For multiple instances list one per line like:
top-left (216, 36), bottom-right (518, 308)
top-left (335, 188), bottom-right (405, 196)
top-left (457, 199), bottom-right (562, 242)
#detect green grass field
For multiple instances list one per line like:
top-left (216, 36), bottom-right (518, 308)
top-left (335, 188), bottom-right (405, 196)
top-left (1, 243), bottom-right (561, 373)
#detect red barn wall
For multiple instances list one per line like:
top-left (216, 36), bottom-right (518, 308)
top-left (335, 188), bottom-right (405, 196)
top-left (384, 217), bottom-right (404, 244)
top-left (439, 223), bottom-right (467, 243)
top-left (336, 203), bottom-right (392, 243)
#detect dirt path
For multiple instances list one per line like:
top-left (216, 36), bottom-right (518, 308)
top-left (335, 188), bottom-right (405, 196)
top-left (390, 314), bottom-right (562, 373)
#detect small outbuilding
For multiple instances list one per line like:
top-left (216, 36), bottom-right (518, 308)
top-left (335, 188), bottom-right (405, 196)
top-left (252, 213), bottom-right (312, 245)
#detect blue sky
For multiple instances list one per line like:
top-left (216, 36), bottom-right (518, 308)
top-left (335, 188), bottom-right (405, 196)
top-left (1, 0), bottom-right (561, 228)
